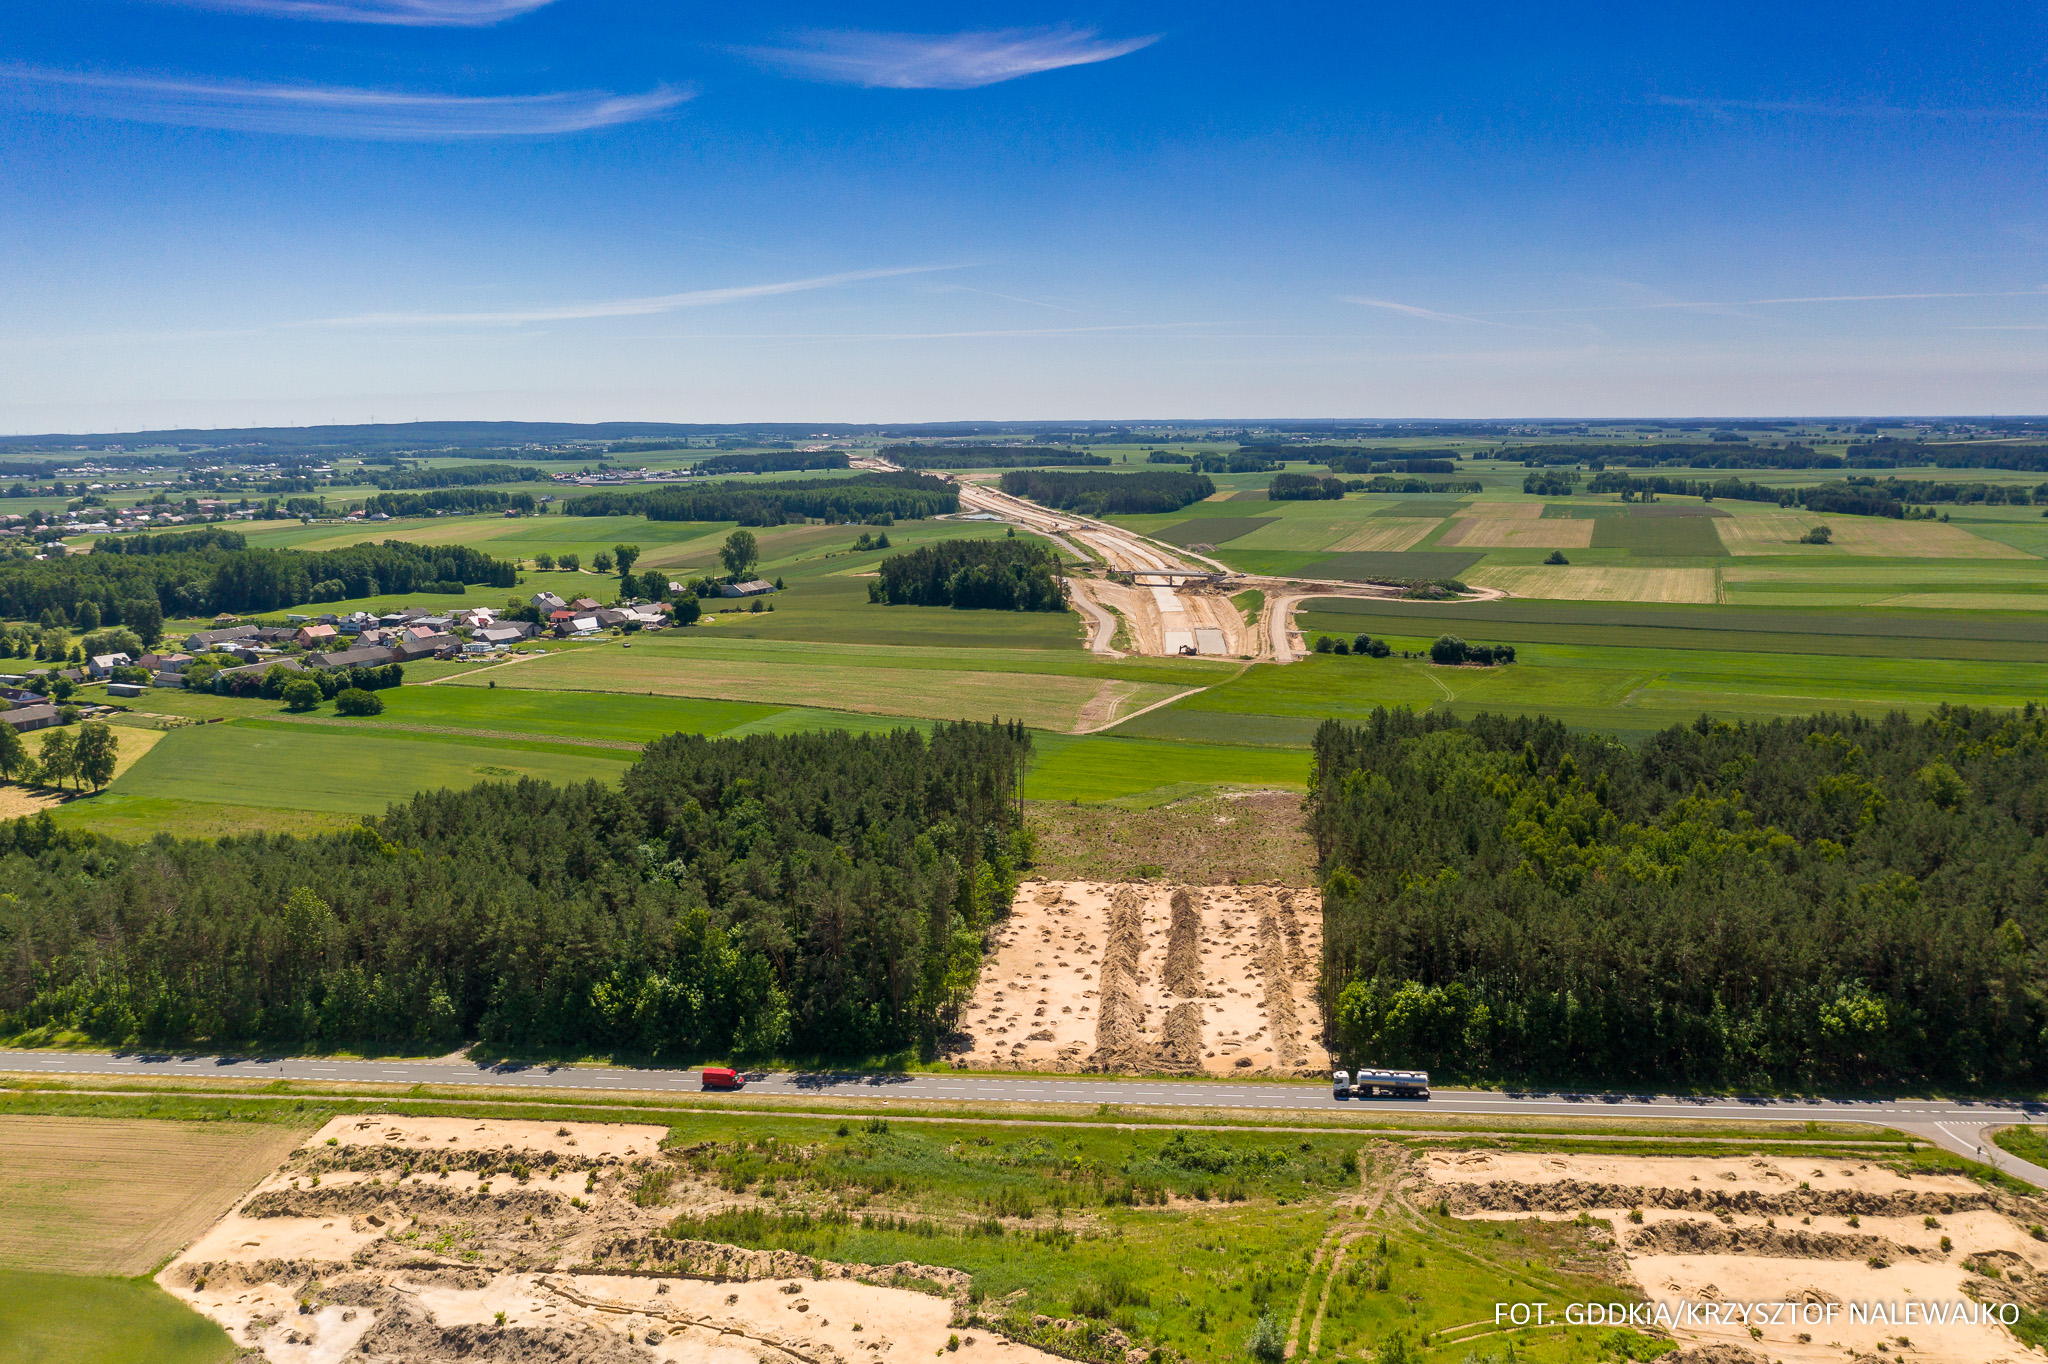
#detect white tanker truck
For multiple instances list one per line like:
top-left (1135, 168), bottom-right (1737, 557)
top-left (1332, 1067), bottom-right (1430, 1099)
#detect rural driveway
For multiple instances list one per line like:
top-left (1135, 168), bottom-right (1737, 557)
top-left (4, 1050), bottom-right (2042, 1186)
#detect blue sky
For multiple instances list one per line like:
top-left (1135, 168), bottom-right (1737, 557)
top-left (2, 2), bottom-right (2044, 429)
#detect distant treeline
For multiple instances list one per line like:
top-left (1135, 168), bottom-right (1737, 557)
top-left (92, 528), bottom-right (248, 556)
top-left (695, 452), bottom-right (851, 476)
top-left (0, 722), bottom-right (1034, 1058)
top-left (363, 488), bottom-right (537, 517)
top-left (1326, 457), bottom-right (1458, 475)
top-left (997, 469), bottom-right (1214, 516)
top-left (1501, 443), bottom-right (1843, 470)
top-left (563, 473), bottom-right (958, 527)
top-left (369, 464), bottom-right (546, 490)
top-left (1238, 444), bottom-right (1461, 466)
top-left (1314, 706), bottom-right (2048, 1090)
top-left (1355, 476), bottom-right (1484, 495)
top-left (0, 539), bottom-right (514, 624)
top-left (1150, 452), bottom-right (1280, 474)
top-left (869, 538), bottom-right (1066, 611)
top-left (1584, 469), bottom-right (2046, 516)
top-left (1850, 440), bottom-right (2048, 472)
top-left (882, 445), bottom-right (1108, 469)
top-left (1271, 473), bottom-right (1346, 501)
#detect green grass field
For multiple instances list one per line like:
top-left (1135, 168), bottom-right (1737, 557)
top-left (0, 1272), bottom-right (234, 1364)
top-left (1122, 641), bottom-right (2048, 741)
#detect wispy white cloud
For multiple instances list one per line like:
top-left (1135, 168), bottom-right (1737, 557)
top-left (1341, 296), bottom-right (1489, 324)
top-left (0, 64), bottom-right (688, 138)
top-left (306, 267), bottom-right (959, 327)
top-left (1651, 93), bottom-right (2048, 123)
top-left (147, 0), bottom-right (556, 24)
top-left (743, 26), bottom-right (1157, 90)
top-left (1340, 296), bottom-right (1566, 333)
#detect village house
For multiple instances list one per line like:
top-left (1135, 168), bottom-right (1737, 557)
top-left (184, 624), bottom-right (260, 650)
top-left (294, 623), bottom-right (339, 649)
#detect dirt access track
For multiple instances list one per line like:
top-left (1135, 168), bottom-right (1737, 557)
top-left (161, 1113), bottom-right (1082, 1364)
top-left (947, 880), bottom-right (1329, 1077)
top-left (947, 477), bottom-right (1503, 662)
top-left (1425, 1150), bottom-right (2048, 1364)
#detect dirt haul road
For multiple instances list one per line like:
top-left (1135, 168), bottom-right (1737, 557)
top-left (950, 479), bottom-right (1505, 661)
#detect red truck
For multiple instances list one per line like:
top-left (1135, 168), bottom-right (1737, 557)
top-left (701, 1067), bottom-right (745, 1091)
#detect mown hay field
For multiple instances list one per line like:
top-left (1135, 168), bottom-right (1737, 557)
top-left (453, 638), bottom-right (1193, 734)
top-left (1714, 510), bottom-right (2035, 558)
top-left (1464, 564), bottom-right (1720, 603)
top-left (0, 1116), bottom-right (306, 1275)
top-left (1325, 519), bottom-right (1441, 552)
top-left (1435, 516), bottom-right (1593, 549)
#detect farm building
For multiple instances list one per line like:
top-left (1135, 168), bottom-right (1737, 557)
top-left (720, 579), bottom-right (777, 598)
top-left (2, 704), bottom-right (60, 734)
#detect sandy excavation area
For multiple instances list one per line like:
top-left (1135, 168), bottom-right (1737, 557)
top-left (160, 1114), bottom-right (1079, 1364)
top-left (1424, 1150), bottom-right (2048, 1364)
top-left (947, 880), bottom-right (1329, 1076)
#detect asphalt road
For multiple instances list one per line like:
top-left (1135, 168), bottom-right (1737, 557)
top-left (5, 1048), bottom-right (2044, 1187)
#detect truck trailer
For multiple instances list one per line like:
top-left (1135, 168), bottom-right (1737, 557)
top-left (1337, 1068), bottom-right (1430, 1099)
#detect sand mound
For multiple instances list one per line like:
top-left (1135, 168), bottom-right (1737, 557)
top-left (1088, 885), bottom-right (1152, 1070)
top-left (356, 1304), bottom-right (648, 1364)
top-left (1254, 893), bottom-right (1304, 1068)
top-left (1443, 1177), bottom-right (2005, 1220)
top-left (1163, 887), bottom-right (1204, 996)
top-left (1160, 1002), bottom-right (1205, 1068)
top-left (1627, 1219), bottom-right (1904, 1261)
top-left (1665, 1347), bottom-right (1770, 1364)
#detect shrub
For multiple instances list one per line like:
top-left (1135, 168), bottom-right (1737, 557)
top-left (1246, 1310), bottom-right (1285, 1364)
top-left (334, 688), bottom-right (383, 716)
top-left (1544, 550), bottom-right (1569, 565)
top-left (281, 678), bottom-right (322, 711)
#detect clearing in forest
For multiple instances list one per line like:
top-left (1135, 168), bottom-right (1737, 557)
top-left (948, 880), bottom-right (1328, 1076)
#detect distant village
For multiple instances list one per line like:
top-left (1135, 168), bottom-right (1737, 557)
top-left (1, 579), bottom-right (779, 740)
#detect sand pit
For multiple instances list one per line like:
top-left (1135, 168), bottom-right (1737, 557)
top-left (948, 881), bottom-right (1328, 1076)
top-left (160, 1115), bottom-right (1081, 1364)
top-left (1424, 1151), bottom-right (2048, 1364)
